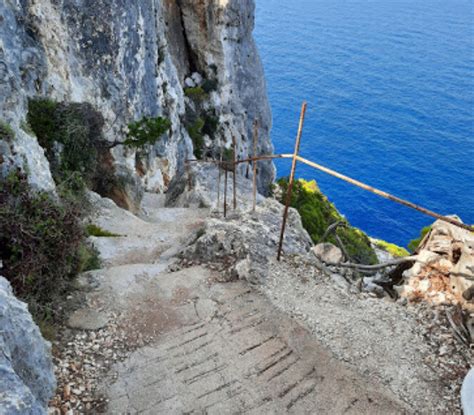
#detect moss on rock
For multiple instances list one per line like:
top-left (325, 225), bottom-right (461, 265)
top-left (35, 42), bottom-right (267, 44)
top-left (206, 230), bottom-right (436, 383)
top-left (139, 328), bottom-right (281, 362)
top-left (276, 178), bottom-right (378, 265)
top-left (373, 239), bottom-right (409, 257)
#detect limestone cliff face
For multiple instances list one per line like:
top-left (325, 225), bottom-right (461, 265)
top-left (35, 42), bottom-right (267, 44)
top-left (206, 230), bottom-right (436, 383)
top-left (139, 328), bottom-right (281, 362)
top-left (0, 0), bottom-right (274, 204)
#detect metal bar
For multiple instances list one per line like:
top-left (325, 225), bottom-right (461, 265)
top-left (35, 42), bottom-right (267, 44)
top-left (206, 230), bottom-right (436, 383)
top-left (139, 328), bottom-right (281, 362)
top-left (295, 155), bottom-right (474, 232)
top-left (224, 168), bottom-right (228, 218)
top-left (236, 154), bottom-right (293, 165)
top-left (232, 136), bottom-right (237, 210)
top-left (186, 161), bottom-right (192, 191)
top-left (217, 150), bottom-right (222, 211)
top-left (277, 102), bottom-right (307, 261)
top-left (252, 120), bottom-right (259, 212)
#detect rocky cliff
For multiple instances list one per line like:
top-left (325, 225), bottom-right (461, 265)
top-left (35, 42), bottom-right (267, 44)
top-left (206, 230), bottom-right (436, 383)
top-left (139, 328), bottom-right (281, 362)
top-left (0, 276), bottom-right (55, 414)
top-left (0, 0), bottom-right (274, 206)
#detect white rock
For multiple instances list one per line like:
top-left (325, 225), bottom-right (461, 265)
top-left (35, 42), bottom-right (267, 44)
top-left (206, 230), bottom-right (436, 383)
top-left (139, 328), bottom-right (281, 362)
top-left (462, 368), bottom-right (474, 415)
top-left (184, 77), bottom-right (196, 88)
top-left (191, 72), bottom-right (203, 85)
top-left (312, 243), bottom-right (343, 264)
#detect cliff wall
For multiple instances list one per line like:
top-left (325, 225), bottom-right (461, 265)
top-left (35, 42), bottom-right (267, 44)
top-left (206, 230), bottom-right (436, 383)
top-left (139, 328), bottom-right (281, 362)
top-left (0, 0), bottom-right (274, 205)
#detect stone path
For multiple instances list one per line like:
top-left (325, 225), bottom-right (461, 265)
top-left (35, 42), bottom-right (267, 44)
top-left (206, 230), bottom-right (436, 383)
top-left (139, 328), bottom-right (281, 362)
top-left (84, 194), bottom-right (408, 414)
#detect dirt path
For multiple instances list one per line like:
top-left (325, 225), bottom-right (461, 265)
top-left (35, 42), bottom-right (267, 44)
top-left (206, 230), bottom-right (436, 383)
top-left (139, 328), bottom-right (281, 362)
top-left (73, 194), bottom-right (410, 414)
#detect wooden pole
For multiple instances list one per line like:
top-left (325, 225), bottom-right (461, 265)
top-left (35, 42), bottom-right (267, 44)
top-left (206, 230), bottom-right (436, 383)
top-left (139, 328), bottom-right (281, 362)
top-left (252, 120), bottom-right (259, 212)
top-left (277, 102), bottom-right (307, 261)
top-left (217, 150), bottom-right (222, 211)
top-left (186, 161), bottom-right (192, 191)
top-left (232, 136), bottom-right (237, 210)
top-left (294, 155), bottom-right (474, 232)
top-left (224, 168), bottom-right (228, 218)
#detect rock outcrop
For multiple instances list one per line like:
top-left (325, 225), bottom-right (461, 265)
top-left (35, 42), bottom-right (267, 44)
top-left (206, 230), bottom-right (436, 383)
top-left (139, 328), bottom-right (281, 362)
top-left (0, 0), bottom-right (273, 204)
top-left (400, 218), bottom-right (474, 310)
top-left (0, 277), bottom-right (55, 414)
top-left (181, 198), bottom-right (313, 284)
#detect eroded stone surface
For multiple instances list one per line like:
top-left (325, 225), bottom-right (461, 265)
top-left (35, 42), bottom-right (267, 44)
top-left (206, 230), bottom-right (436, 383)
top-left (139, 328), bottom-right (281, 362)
top-left (0, 277), bottom-right (55, 414)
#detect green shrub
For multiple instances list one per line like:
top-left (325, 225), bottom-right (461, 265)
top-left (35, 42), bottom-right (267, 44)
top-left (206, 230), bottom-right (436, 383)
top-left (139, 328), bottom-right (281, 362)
top-left (27, 99), bottom-right (103, 186)
top-left (201, 79), bottom-right (218, 93)
top-left (202, 113), bottom-right (219, 139)
top-left (373, 239), bottom-right (409, 257)
top-left (187, 118), bottom-right (205, 159)
top-left (124, 116), bottom-right (171, 148)
top-left (0, 171), bottom-right (101, 320)
top-left (86, 224), bottom-right (121, 237)
top-left (408, 225), bottom-right (432, 253)
top-left (0, 120), bottom-right (15, 141)
top-left (184, 86), bottom-right (208, 101)
top-left (277, 178), bottom-right (378, 265)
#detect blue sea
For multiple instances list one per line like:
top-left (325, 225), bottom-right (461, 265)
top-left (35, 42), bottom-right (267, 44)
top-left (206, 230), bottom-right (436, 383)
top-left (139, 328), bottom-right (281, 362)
top-left (254, 0), bottom-right (474, 247)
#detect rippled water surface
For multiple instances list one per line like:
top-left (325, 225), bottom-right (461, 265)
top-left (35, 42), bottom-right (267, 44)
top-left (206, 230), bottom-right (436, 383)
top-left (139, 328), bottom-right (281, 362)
top-left (254, 0), bottom-right (474, 246)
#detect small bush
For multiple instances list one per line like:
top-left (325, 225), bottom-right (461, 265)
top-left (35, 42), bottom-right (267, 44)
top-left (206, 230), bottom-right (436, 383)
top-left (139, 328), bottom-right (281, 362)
top-left (0, 171), bottom-right (100, 320)
top-left (408, 225), bottom-right (432, 253)
top-left (184, 86), bottom-right (208, 102)
top-left (201, 79), bottom-right (218, 93)
top-left (187, 118), bottom-right (205, 159)
top-left (27, 99), bottom-right (103, 186)
top-left (0, 120), bottom-right (14, 141)
top-left (202, 113), bottom-right (219, 139)
top-left (277, 178), bottom-right (378, 265)
top-left (124, 116), bottom-right (171, 148)
top-left (86, 224), bottom-right (121, 237)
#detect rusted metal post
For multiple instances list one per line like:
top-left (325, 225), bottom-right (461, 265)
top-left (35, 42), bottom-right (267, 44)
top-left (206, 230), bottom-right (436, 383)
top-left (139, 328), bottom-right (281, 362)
top-left (224, 168), bottom-right (228, 218)
top-left (277, 102), bottom-right (307, 261)
top-left (232, 136), bottom-right (237, 210)
top-left (186, 161), bottom-right (192, 191)
top-left (252, 120), bottom-right (259, 212)
top-left (217, 150), bottom-right (222, 211)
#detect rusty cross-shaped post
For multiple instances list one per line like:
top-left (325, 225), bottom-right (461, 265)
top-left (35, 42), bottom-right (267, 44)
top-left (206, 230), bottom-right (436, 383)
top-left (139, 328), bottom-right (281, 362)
top-left (277, 101), bottom-right (307, 261)
top-left (252, 120), bottom-right (259, 212)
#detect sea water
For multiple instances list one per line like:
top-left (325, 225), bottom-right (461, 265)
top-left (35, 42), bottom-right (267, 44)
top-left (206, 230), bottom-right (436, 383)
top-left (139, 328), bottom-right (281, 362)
top-left (254, 0), bottom-right (474, 246)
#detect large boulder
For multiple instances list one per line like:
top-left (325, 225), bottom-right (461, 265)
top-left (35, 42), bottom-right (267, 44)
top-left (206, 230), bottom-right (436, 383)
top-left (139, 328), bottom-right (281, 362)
top-left (0, 277), bottom-right (55, 414)
top-left (181, 198), bottom-right (312, 284)
top-left (401, 218), bottom-right (474, 310)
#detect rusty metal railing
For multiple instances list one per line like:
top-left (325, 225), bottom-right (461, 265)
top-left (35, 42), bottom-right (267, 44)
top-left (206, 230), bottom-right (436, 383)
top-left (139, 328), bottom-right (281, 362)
top-left (186, 101), bottom-right (473, 261)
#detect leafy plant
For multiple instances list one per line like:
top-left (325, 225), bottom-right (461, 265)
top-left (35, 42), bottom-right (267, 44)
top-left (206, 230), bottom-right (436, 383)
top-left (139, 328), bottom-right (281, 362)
top-left (27, 99), bottom-right (103, 186)
top-left (124, 116), bottom-right (171, 148)
top-left (201, 79), bottom-right (218, 93)
top-left (0, 120), bottom-right (15, 141)
top-left (202, 113), bottom-right (219, 139)
top-left (187, 118), bottom-right (205, 159)
top-left (408, 225), bottom-right (432, 253)
top-left (184, 86), bottom-right (208, 102)
top-left (277, 178), bottom-right (378, 265)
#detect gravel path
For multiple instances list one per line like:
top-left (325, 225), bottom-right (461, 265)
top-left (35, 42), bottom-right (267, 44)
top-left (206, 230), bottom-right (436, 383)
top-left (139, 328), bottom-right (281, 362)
top-left (49, 194), bottom-right (470, 414)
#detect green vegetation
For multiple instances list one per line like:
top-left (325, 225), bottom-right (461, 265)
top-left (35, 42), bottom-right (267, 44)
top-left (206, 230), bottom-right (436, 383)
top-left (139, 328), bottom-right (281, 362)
top-left (202, 113), bottom-right (219, 139)
top-left (408, 225), bottom-right (432, 253)
top-left (187, 118), bottom-right (205, 159)
top-left (27, 98), bottom-right (103, 186)
top-left (373, 239), bottom-right (409, 257)
top-left (0, 120), bottom-right (14, 141)
top-left (27, 98), bottom-right (170, 203)
top-left (277, 178), bottom-right (378, 265)
top-left (0, 171), bottom-right (100, 323)
top-left (86, 224), bottom-right (121, 237)
top-left (124, 116), bottom-right (171, 148)
top-left (201, 79), bottom-right (218, 93)
top-left (184, 86), bottom-right (208, 101)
